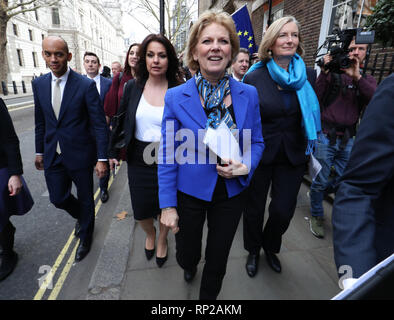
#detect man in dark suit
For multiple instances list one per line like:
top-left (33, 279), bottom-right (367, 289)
top-left (83, 51), bottom-right (112, 203)
top-left (332, 74), bottom-right (394, 280)
top-left (33, 36), bottom-right (109, 262)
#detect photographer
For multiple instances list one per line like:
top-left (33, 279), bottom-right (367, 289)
top-left (309, 38), bottom-right (377, 239)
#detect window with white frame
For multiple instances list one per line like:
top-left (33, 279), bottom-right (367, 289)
top-left (328, 0), bottom-right (378, 35)
top-left (263, 2), bottom-right (284, 36)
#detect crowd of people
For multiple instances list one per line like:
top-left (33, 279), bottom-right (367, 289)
top-left (0, 9), bottom-right (392, 299)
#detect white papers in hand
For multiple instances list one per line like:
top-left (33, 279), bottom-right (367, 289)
top-left (309, 154), bottom-right (322, 181)
top-left (203, 121), bottom-right (242, 163)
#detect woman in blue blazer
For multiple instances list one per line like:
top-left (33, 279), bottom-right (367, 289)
top-left (159, 11), bottom-right (264, 300)
top-left (242, 16), bottom-right (321, 276)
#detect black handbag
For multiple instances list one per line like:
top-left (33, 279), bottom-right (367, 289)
top-left (109, 110), bottom-right (126, 150)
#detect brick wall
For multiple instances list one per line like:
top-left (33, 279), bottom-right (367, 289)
top-left (252, 5), bottom-right (265, 46)
top-left (283, 0), bottom-right (325, 68)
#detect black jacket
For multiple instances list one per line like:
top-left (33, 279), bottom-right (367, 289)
top-left (243, 65), bottom-right (316, 166)
top-left (0, 98), bottom-right (23, 175)
top-left (332, 74), bottom-right (394, 278)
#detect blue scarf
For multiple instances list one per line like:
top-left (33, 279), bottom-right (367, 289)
top-left (195, 71), bottom-right (237, 135)
top-left (245, 54), bottom-right (321, 155)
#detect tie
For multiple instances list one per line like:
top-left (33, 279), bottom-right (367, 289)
top-left (53, 78), bottom-right (62, 154)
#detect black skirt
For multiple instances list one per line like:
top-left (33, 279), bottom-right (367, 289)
top-left (127, 139), bottom-right (160, 221)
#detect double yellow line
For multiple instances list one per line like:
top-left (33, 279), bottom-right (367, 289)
top-left (33, 162), bottom-right (121, 300)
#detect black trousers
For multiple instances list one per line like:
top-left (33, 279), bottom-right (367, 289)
top-left (243, 160), bottom-right (305, 254)
top-left (176, 179), bottom-right (245, 300)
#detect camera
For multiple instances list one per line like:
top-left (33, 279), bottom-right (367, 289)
top-left (315, 28), bottom-right (375, 73)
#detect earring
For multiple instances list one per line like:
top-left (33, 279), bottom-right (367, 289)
top-left (268, 50), bottom-right (273, 57)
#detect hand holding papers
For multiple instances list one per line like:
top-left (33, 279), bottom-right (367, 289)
top-left (203, 120), bottom-right (242, 163)
top-left (203, 121), bottom-right (248, 178)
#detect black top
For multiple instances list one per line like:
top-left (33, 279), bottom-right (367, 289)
top-left (244, 65), bottom-right (317, 166)
top-left (0, 98), bottom-right (23, 175)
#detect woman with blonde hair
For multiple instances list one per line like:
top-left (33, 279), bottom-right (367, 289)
top-left (159, 11), bottom-right (264, 299)
top-left (242, 16), bottom-right (320, 276)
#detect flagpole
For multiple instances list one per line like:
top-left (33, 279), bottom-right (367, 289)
top-left (267, 0), bottom-right (273, 27)
top-left (231, 3), bottom-right (248, 16)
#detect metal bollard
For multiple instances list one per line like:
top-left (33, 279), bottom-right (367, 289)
top-left (22, 80), bottom-right (26, 93)
top-left (12, 81), bottom-right (18, 94)
top-left (1, 81), bottom-right (8, 95)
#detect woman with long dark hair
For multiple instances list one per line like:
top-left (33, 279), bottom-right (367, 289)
top-left (109, 34), bottom-right (183, 267)
top-left (104, 43), bottom-right (140, 126)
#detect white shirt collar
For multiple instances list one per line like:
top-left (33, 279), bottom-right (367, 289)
top-left (51, 67), bottom-right (70, 82)
top-left (232, 73), bottom-right (241, 82)
top-left (87, 73), bottom-right (100, 82)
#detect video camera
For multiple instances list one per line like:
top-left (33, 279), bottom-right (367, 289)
top-left (315, 28), bottom-right (375, 73)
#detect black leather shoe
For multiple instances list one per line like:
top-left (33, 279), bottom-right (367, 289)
top-left (265, 251), bottom-right (281, 273)
top-left (74, 221), bottom-right (81, 237)
top-left (184, 267), bottom-right (197, 283)
top-left (75, 239), bottom-right (92, 262)
top-left (100, 190), bottom-right (109, 203)
top-left (245, 253), bottom-right (259, 277)
top-left (0, 252), bottom-right (18, 281)
top-left (156, 240), bottom-right (168, 268)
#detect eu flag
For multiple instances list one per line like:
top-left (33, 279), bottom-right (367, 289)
top-left (231, 5), bottom-right (257, 54)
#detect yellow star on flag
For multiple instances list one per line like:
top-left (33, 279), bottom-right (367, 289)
top-left (244, 31), bottom-right (248, 36)
top-left (237, 30), bottom-right (242, 36)
top-left (248, 36), bottom-right (252, 41)
top-left (249, 43), bottom-right (253, 48)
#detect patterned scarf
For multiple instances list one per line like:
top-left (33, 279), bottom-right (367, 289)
top-left (195, 71), bottom-right (237, 135)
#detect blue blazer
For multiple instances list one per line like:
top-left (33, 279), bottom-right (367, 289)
top-left (158, 77), bottom-right (265, 207)
top-left (332, 74), bottom-right (394, 278)
top-left (99, 76), bottom-right (112, 103)
top-left (33, 69), bottom-right (109, 170)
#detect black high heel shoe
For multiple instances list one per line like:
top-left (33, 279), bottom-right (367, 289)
top-left (156, 239), bottom-right (168, 268)
top-left (144, 227), bottom-right (156, 261)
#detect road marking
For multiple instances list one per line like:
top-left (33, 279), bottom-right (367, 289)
top-left (8, 104), bottom-right (34, 112)
top-left (33, 162), bottom-right (121, 300)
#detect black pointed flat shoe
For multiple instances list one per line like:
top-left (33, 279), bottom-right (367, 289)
top-left (264, 250), bottom-right (281, 273)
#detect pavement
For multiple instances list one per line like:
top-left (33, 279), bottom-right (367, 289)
top-left (1, 92), bottom-right (34, 109)
top-left (84, 162), bottom-right (342, 300)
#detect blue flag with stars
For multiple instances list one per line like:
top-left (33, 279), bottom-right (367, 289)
top-left (231, 5), bottom-right (257, 54)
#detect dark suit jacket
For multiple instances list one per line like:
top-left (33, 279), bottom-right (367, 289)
top-left (108, 79), bottom-right (145, 159)
top-left (99, 75), bottom-right (112, 103)
top-left (243, 65), bottom-right (316, 166)
top-left (332, 74), bottom-right (394, 278)
top-left (33, 69), bottom-right (109, 170)
top-left (0, 98), bottom-right (23, 175)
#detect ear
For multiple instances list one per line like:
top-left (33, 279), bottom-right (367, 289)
top-left (67, 52), bottom-right (72, 62)
top-left (192, 48), bottom-right (198, 62)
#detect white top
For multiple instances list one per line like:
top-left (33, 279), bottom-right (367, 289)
top-left (87, 73), bottom-right (101, 94)
top-left (134, 94), bottom-right (164, 142)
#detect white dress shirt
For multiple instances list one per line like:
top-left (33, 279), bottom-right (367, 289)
top-left (87, 73), bottom-right (101, 94)
top-left (51, 67), bottom-right (70, 107)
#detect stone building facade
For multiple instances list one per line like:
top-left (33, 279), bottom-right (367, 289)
top-left (5, 0), bottom-right (126, 88)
